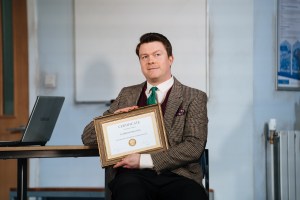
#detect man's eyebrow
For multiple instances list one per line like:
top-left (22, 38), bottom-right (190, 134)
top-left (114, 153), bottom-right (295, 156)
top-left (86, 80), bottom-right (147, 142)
top-left (140, 50), bottom-right (162, 56)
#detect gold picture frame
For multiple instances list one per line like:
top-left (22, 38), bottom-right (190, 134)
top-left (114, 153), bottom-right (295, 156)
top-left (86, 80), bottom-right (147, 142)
top-left (94, 104), bottom-right (168, 167)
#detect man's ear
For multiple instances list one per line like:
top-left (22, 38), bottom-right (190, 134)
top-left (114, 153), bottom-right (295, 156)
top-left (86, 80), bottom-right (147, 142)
top-left (169, 55), bottom-right (174, 66)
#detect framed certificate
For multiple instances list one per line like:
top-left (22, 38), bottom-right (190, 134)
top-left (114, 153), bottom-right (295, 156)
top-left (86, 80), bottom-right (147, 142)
top-left (94, 104), bottom-right (168, 167)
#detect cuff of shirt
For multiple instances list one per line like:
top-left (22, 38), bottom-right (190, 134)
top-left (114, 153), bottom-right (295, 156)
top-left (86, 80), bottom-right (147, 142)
top-left (139, 154), bottom-right (154, 169)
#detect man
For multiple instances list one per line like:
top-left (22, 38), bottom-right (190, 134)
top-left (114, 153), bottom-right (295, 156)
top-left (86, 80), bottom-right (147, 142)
top-left (82, 32), bottom-right (208, 200)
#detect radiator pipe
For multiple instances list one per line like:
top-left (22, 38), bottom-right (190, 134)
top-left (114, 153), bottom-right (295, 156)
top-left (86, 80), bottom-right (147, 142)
top-left (268, 118), bottom-right (277, 144)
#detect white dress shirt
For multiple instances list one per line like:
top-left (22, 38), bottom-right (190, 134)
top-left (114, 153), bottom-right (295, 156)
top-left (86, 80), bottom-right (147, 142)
top-left (140, 76), bottom-right (174, 169)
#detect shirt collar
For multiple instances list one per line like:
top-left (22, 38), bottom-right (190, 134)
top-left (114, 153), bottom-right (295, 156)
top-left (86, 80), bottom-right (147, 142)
top-left (146, 76), bottom-right (174, 94)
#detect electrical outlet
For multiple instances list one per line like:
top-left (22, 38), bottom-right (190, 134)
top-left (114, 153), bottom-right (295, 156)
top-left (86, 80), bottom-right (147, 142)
top-left (45, 74), bottom-right (57, 88)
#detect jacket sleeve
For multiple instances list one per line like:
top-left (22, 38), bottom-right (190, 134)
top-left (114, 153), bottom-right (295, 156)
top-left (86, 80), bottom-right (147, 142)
top-left (81, 121), bottom-right (98, 146)
top-left (81, 88), bottom-right (126, 146)
top-left (151, 91), bottom-right (208, 173)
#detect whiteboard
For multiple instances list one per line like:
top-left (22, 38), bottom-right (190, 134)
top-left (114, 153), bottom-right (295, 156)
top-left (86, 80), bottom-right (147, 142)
top-left (74, 0), bottom-right (208, 102)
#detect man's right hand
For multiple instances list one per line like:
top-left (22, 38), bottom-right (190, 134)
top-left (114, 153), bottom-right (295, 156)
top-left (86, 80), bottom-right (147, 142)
top-left (114, 106), bottom-right (139, 114)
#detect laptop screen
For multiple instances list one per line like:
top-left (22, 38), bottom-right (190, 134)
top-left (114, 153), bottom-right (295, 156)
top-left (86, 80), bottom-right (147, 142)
top-left (21, 96), bottom-right (65, 145)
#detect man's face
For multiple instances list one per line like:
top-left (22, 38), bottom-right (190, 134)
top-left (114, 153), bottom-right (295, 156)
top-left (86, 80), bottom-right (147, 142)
top-left (138, 41), bottom-right (173, 85)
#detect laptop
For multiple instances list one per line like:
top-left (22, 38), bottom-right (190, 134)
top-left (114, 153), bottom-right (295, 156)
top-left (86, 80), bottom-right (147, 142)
top-left (0, 96), bottom-right (65, 147)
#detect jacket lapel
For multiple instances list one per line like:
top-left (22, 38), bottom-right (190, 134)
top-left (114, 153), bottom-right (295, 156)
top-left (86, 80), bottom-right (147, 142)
top-left (131, 83), bottom-right (145, 105)
top-left (163, 78), bottom-right (183, 133)
top-left (118, 82), bottom-right (145, 108)
top-left (123, 79), bottom-right (183, 133)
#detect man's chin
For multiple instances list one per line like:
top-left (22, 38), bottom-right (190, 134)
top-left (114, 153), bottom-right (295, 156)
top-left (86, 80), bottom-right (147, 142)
top-left (147, 77), bottom-right (163, 85)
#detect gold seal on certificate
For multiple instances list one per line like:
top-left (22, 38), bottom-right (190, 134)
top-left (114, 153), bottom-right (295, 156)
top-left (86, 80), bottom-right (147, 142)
top-left (129, 139), bottom-right (136, 146)
top-left (94, 104), bottom-right (168, 167)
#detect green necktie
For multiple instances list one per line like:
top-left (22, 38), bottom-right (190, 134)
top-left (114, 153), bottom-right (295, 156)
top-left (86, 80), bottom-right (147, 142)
top-left (147, 87), bottom-right (158, 105)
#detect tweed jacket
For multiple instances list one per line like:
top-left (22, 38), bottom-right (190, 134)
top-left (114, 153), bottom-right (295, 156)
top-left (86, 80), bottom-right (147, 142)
top-left (81, 77), bottom-right (208, 199)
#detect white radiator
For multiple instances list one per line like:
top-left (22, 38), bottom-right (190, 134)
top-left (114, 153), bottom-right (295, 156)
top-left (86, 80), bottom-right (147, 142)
top-left (266, 129), bottom-right (300, 200)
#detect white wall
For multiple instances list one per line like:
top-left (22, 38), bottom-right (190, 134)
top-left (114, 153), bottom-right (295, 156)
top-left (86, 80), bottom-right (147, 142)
top-left (27, 0), bottom-right (300, 199)
top-left (208, 0), bottom-right (254, 199)
top-left (28, 0), bottom-right (106, 187)
top-left (253, 0), bottom-right (300, 199)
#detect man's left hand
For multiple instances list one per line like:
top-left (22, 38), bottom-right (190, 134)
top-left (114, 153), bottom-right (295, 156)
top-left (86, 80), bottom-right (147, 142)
top-left (113, 153), bottom-right (141, 169)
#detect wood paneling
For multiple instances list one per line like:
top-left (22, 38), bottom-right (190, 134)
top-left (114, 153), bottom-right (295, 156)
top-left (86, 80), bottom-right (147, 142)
top-left (0, 0), bottom-right (29, 199)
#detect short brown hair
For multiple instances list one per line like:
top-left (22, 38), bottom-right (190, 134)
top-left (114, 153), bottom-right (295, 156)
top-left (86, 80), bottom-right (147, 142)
top-left (135, 33), bottom-right (173, 57)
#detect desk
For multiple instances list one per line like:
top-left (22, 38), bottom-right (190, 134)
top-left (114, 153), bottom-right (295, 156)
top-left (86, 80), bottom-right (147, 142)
top-left (0, 145), bottom-right (99, 200)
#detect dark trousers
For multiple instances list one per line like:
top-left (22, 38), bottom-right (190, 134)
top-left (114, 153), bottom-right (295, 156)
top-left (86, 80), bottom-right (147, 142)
top-left (108, 169), bottom-right (208, 200)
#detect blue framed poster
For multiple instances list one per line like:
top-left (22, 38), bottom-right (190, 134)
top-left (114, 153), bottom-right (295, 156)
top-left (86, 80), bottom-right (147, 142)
top-left (277, 0), bottom-right (300, 90)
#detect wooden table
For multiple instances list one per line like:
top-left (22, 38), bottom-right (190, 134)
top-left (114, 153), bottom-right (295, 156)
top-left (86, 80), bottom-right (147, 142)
top-left (0, 145), bottom-right (99, 200)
